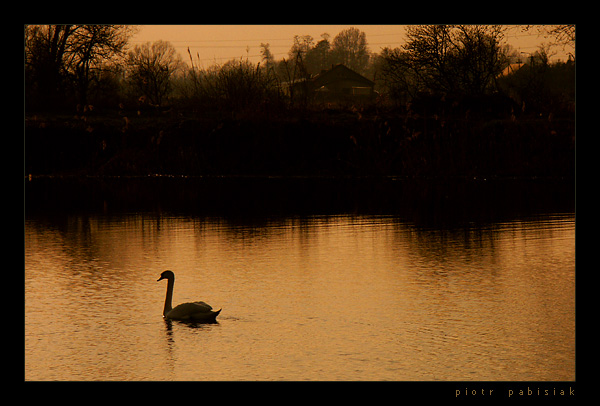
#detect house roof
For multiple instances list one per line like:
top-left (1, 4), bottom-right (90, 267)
top-left (499, 63), bottom-right (524, 77)
top-left (312, 64), bottom-right (374, 88)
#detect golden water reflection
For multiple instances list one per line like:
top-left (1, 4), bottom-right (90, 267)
top-left (25, 213), bottom-right (574, 380)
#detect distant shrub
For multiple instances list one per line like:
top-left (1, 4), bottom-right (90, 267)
top-left (173, 58), bottom-right (285, 114)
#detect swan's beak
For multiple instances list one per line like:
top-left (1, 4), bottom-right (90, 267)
top-left (157, 276), bottom-right (164, 282)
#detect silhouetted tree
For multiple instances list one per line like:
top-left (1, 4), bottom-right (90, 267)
top-left (68, 25), bottom-right (133, 105)
top-left (284, 35), bottom-right (314, 81)
top-left (289, 35), bottom-right (314, 60)
top-left (25, 25), bottom-right (73, 108)
top-left (260, 43), bottom-right (275, 69)
top-left (25, 25), bottom-right (135, 110)
top-left (452, 25), bottom-right (508, 94)
top-left (402, 25), bottom-right (455, 93)
top-left (304, 34), bottom-right (332, 74)
top-left (126, 40), bottom-right (183, 107)
top-left (331, 27), bottom-right (370, 74)
top-left (282, 28), bottom-right (371, 76)
top-left (378, 47), bottom-right (418, 102)
top-left (381, 25), bottom-right (509, 98)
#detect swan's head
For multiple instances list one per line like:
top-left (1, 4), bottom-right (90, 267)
top-left (157, 270), bottom-right (175, 282)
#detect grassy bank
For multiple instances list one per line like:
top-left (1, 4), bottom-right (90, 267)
top-left (24, 107), bottom-right (575, 179)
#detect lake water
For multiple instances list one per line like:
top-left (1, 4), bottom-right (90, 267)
top-left (24, 178), bottom-right (575, 381)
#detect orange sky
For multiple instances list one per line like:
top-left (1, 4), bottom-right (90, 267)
top-left (130, 25), bottom-right (572, 66)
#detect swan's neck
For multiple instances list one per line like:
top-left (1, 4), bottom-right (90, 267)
top-left (163, 276), bottom-right (174, 317)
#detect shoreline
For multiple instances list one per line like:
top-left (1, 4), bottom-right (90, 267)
top-left (25, 108), bottom-right (575, 179)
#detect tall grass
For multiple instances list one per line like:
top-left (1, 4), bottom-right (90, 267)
top-left (25, 106), bottom-right (575, 178)
top-left (173, 54), bottom-right (285, 115)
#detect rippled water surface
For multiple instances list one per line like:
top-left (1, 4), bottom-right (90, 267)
top-left (25, 178), bottom-right (575, 381)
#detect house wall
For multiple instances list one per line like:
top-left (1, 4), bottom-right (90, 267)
top-left (315, 80), bottom-right (374, 104)
top-left (324, 79), bottom-right (373, 94)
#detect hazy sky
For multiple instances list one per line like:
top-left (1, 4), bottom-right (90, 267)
top-left (130, 25), bottom-right (571, 66)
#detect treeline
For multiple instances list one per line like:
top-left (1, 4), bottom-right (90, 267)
top-left (25, 25), bottom-right (135, 111)
top-left (25, 25), bottom-right (575, 178)
top-left (379, 25), bottom-right (574, 118)
top-left (25, 25), bottom-right (373, 113)
top-left (25, 25), bottom-right (575, 117)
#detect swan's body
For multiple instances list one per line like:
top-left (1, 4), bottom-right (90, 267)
top-left (157, 270), bottom-right (221, 322)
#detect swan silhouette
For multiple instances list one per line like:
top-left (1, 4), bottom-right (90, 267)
top-left (157, 270), bottom-right (221, 322)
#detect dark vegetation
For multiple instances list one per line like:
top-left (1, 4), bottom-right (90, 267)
top-left (25, 25), bottom-right (575, 179)
top-left (25, 105), bottom-right (574, 178)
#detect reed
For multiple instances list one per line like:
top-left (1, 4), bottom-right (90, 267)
top-left (25, 107), bottom-right (574, 179)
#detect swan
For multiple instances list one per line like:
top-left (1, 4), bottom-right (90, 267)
top-left (157, 270), bottom-right (221, 322)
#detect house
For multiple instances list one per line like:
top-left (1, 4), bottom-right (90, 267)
top-left (285, 64), bottom-right (375, 104)
top-left (312, 64), bottom-right (375, 103)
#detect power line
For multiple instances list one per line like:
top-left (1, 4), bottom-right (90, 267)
top-left (132, 26), bottom-right (544, 48)
top-left (131, 31), bottom-right (407, 47)
top-left (139, 28), bottom-right (553, 63)
top-left (131, 38), bottom-right (293, 44)
top-left (173, 41), bottom-right (405, 49)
